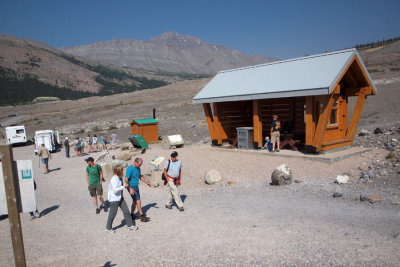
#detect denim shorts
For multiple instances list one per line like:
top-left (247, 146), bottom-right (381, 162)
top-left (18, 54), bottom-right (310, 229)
top-left (41, 158), bottom-right (48, 164)
top-left (128, 186), bottom-right (140, 201)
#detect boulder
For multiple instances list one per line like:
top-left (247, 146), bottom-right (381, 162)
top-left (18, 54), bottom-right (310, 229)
top-left (336, 175), bottom-right (349, 184)
top-left (115, 152), bottom-right (131, 161)
top-left (374, 127), bottom-right (383, 134)
top-left (271, 164), bottom-right (292, 185)
top-left (205, 169), bottom-right (222, 185)
top-left (333, 192), bottom-right (343, 197)
top-left (111, 159), bottom-right (128, 168)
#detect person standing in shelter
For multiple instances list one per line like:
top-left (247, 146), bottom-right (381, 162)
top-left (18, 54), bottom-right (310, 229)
top-left (270, 115), bottom-right (281, 152)
top-left (85, 157), bottom-right (108, 214)
top-left (105, 165), bottom-right (138, 233)
top-left (92, 134), bottom-right (98, 152)
top-left (38, 143), bottom-right (51, 174)
top-left (125, 157), bottom-right (151, 222)
top-left (64, 137), bottom-right (70, 158)
top-left (111, 131), bottom-right (118, 150)
top-left (164, 151), bottom-right (184, 211)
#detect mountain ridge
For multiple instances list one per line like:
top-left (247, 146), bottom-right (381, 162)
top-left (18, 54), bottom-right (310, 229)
top-left (59, 31), bottom-right (276, 74)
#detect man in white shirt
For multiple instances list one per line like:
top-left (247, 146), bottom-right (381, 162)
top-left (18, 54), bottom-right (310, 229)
top-left (164, 151), bottom-right (184, 211)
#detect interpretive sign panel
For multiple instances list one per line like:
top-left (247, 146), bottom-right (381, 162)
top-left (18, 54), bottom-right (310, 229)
top-left (0, 160), bottom-right (36, 215)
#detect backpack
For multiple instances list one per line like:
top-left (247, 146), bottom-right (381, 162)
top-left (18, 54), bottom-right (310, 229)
top-left (161, 160), bottom-right (171, 181)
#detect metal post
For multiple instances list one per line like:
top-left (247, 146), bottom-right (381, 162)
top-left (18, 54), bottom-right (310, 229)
top-left (153, 108), bottom-right (156, 119)
top-left (0, 145), bottom-right (26, 267)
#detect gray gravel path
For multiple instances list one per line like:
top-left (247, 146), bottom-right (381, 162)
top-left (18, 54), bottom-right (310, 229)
top-left (0, 143), bottom-right (399, 266)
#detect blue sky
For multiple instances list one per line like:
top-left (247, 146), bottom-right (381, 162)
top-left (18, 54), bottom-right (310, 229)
top-left (1, 0), bottom-right (399, 59)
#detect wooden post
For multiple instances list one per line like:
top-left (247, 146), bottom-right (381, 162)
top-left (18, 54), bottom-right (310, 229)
top-left (305, 96), bottom-right (315, 146)
top-left (202, 103), bottom-right (217, 142)
top-left (0, 145), bottom-right (27, 267)
top-left (212, 103), bottom-right (223, 144)
top-left (253, 100), bottom-right (262, 148)
top-left (345, 88), bottom-right (368, 141)
top-left (312, 86), bottom-right (339, 152)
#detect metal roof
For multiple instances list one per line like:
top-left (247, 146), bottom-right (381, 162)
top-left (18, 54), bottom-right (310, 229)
top-left (193, 48), bottom-right (376, 104)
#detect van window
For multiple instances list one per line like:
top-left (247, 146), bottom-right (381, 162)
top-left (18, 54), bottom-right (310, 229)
top-left (16, 129), bottom-right (25, 134)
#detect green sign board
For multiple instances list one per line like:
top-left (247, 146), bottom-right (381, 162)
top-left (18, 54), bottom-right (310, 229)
top-left (21, 169), bottom-right (32, 179)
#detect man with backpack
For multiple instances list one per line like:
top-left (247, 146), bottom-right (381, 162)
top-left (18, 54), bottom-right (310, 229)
top-left (164, 151), bottom-right (184, 211)
top-left (85, 157), bottom-right (108, 214)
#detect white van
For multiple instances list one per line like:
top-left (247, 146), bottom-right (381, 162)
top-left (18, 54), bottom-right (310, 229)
top-left (34, 130), bottom-right (60, 154)
top-left (5, 126), bottom-right (27, 145)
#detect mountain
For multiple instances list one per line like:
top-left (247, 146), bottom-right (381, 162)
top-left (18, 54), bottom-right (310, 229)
top-left (59, 31), bottom-right (276, 74)
top-left (0, 35), bottom-right (192, 106)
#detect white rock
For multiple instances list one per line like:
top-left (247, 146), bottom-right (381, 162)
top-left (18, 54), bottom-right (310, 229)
top-left (336, 175), bottom-right (349, 184)
top-left (205, 169), bottom-right (222, 184)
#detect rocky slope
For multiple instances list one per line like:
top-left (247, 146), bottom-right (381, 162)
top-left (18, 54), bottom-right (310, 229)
top-left (59, 31), bottom-right (276, 74)
top-left (0, 35), bottom-right (185, 105)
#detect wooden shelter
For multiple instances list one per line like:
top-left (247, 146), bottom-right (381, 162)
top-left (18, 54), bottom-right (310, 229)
top-left (193, 49), bottom-right (376, 153)
top-left (130, 119), bottom-right (159, 143)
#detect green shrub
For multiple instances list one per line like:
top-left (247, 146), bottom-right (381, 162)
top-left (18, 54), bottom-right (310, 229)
top-left (108, 125), bottom-right (118, 130)
top-left (92, 126), bottom-right (102, 132)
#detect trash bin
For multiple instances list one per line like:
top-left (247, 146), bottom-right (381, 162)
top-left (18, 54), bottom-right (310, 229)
top-left (236, 127), bottom-right (254, 150)
top-left (128, 135), bottom-right (149, 149)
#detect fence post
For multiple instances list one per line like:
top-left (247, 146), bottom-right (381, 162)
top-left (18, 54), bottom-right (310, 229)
top-left (0, 145), bottom-right (26, 267)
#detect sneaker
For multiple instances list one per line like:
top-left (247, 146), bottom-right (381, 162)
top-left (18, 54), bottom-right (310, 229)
top-left (179, 207), bottom-right (184, 212)
top-left (105, 229), bottom-right (115, 233)
top-left (270, 150), bottom-right (275, 153)
top-left (30, 215), bottom-right (35, 220)
top-left (34, 211), bottom-right (41, 218)
top-left (140, 215), bottom-right (150, 222)
top-left (276, 149), bottom-right (280, 152)
top-left (96, 208), bottom-right (100, 214)
top-left (165, 204), bottom-right (173, 209)
top-left (103, 206), bottom-right (108, 212)
top-left (127, 225), bottom-right (138, 231)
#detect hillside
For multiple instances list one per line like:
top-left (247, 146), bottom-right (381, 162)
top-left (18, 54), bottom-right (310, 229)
top-left (0, 35), bottom-right (196, 105)
top-left (59, 31), bottom-right (276, 74)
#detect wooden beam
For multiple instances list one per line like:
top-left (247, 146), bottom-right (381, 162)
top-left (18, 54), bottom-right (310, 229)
top-left (0, 145), bottom-right (27, 267)
top-left (312, 87), bottom-right (338, 152)
top-left (305, 96), bottom-right (315, 146)
top-left (202, 103), bottom-right (217, 141)
top-left (353, 56), bottom-right (376, 95)
top-left (345, 91), bottom-right (367, 141)
top-left (212, 103), bottom-right (225, 144)
top-left (252, 100), bottom-right (262, 148)
top-left (344, 68), bottom-right (358, 88)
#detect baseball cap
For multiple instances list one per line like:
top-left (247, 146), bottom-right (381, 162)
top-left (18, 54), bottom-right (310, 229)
top-left (85, 157), bottom-right (94, 162)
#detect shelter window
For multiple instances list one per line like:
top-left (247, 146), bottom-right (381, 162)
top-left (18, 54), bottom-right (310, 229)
top-left (328, 101), bottom-right (339, 126)
top-left (16, 129), bottom-right (25, 134)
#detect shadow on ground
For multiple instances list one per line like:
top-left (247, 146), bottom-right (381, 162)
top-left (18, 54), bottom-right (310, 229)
top-left (40, 205), bottom-right (60, 217)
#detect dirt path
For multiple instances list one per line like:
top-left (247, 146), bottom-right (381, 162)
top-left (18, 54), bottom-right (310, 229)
top-left (0, 143), bottom-right (399, 266)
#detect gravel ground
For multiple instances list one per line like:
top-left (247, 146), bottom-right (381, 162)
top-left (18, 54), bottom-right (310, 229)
top-left (1, 142), bottom-right (399, 266)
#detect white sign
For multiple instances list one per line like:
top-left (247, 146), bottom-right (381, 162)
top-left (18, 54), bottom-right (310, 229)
top-left (0, 160), bottom-right (36, 215)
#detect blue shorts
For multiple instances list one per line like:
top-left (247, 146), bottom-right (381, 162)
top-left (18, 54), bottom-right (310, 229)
top-left (41, 158), bottom-right (48, 164)
top-left (128, 186), bottom-right (140, 201)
